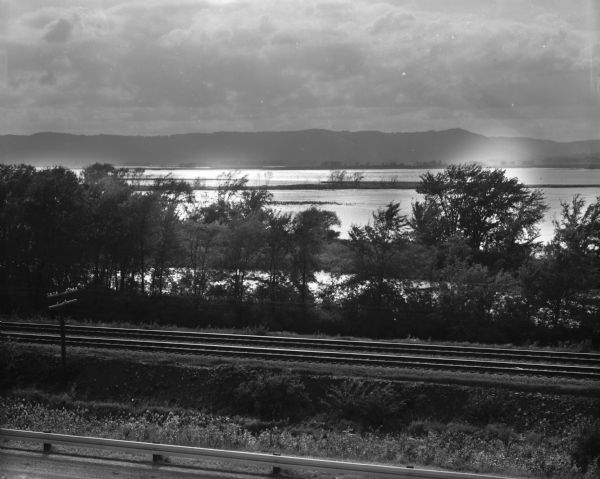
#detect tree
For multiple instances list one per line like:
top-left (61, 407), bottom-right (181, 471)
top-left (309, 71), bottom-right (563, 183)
top-left (81, 164), bottom-right (136, 289)
top-left (20, 167), bottom-right (87, 299)
top-left (0, 165), bottom-right (37, 307)
top-left (520, 195), bottom-right (600, 327)
top-left (412, 164), bottom-right (547, 269)
top-left (201, 174), bottom-right (274, 301)
top-left (347, 202), bottom-right (410, 305)
top-left (202, 172), bottom-right (250, 223)
top-left (328, 170), bottom-right (348, 183)
top-left (351, 171), bottom-right (365, 184)
top-left (80, 163), bottom-right (118, 184)
top-left (182, 209), bottom-right (224, 298)
top-left (202, 173), bottom-right (273, 224)
top-left (551, 194), bottom-right (600, 280)
top-left (219, 214), bottom-right (266, 301)
top-left (291, 208), bottom-right (340, 303)
top-left (260, 211), bottom-right (294, 302)
top-left (125, 192), bottom-right (160, 293)
top-left (150, 178), bottom-right (193, 294)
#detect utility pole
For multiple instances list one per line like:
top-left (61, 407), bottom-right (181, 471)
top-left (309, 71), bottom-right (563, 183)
top-left (47, 288), bottom-right (78, 379)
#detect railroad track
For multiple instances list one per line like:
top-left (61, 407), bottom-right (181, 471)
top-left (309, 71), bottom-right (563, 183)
top-left (3, 321), bottom-right (600, 380)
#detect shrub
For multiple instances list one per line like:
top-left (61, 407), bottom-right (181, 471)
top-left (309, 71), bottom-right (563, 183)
top-left (406, 420), bottom-right (445, 437)
top-left (482, 423), bottom-right (517, 445)
top-left (322, 380), bottom-right (403, 429)
top-left (571, 420), bottom-right (600, 473)
top-left (204, 364), bottom-right (251, 407)
top-left (233, 373), bottom-right (311, 419)
top-left (0, 340), bottom-right (17, 386)
top-left (465, 393), bottom-right (509, 423)
top-left (446, 422), bottom-right (478, 436)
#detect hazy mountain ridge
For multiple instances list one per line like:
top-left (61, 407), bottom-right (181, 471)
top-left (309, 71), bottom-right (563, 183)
top-left (1, 129), bottom-right (599, 168)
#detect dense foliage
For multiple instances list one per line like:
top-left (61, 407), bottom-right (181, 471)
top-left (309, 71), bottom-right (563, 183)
top-left (1, 163), bottom-right (599, 346)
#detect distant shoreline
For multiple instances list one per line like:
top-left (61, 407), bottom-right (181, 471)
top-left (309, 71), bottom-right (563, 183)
top-left (119, 164), bottom-right (600, 170)
top-left (6, 129), bottom-right (599, 170)
top-left (134, 181), bottom-right (600, 191)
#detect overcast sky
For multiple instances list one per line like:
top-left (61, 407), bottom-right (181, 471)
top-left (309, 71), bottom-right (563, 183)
top-left (1, 0), bottom-right (599, 140)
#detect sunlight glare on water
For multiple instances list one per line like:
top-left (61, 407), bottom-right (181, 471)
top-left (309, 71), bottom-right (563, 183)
top-left (125, 167), bottom-right (600, 187)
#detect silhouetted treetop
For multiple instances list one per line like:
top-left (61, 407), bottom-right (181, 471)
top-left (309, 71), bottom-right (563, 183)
top-left (411, 163), bottom-right (547, 269)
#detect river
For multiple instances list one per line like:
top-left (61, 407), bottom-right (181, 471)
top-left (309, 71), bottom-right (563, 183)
top-left (74, 166), bottom-right (599, 242)
top-left (178, 168), bottom-right (599, 242)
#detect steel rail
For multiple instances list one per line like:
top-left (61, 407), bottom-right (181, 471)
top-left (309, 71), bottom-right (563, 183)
top-left (0, 428), bottom-right (514, 478)
top-left (5, 331), bottom-right (600, 379)
top-left (3, 321), bottom-right (600, 365)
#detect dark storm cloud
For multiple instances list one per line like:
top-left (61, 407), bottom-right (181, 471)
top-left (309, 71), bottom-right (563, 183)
top-left (1, 0), bottom-right (599, 140)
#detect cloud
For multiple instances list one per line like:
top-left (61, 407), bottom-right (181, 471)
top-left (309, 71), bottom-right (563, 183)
top-left (1, 0), bottom-right (598, 140)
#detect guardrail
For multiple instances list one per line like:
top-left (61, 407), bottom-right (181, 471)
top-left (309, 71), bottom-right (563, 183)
top-left (0, 428), bottom-right (514, 478)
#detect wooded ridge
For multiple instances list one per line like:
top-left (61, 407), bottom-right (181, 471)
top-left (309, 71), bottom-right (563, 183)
top-left (2, 129), bottom-right (599, 168)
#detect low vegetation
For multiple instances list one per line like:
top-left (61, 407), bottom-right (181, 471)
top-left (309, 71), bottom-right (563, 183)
top-left (2, 343), bottom-right (600, 478)
top-left (3, 396), bottom-right (596, 478)
top-left (2, 376), bottom-right (599, 478)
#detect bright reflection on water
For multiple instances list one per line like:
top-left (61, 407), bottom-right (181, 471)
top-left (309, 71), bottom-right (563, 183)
top-left (72, 166), bottom-right (600, 243)
top-left (194, 186), bottom-right (599, 243)
top-left (132, 167), bottom-right (600, 186)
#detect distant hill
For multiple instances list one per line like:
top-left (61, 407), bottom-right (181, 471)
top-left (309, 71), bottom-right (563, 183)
top-left (1, 129), bottom-right (599, 168)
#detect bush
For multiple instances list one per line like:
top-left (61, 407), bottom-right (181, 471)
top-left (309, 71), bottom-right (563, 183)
top-left (204, 364), bottom-right (251, 407)
top-left (446, 422), bottom-right (478, 436)
top-left (571, 420), bottom-right (600, 473)
top-left (465, 392), bottom-right (510, 423)
top-left (233, 373), bottom-right (311, 419)
top-left (322, 380), bottom-right (403, 429)
top-left (0, 340), bottom-right (17, 386)
top-left (482, 423), bottom-right (517, 445)
top-left (204, 365), bottom-right (311, 419)
top-left (406, 420), bottom-right (445, 437)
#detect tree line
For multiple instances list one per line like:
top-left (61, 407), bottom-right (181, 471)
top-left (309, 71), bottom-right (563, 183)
top-left (1, 163), bottom-right (598, 346)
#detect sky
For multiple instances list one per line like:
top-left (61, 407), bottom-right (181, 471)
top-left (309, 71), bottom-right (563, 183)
top-left (1, 0), bottom-right (599, 141)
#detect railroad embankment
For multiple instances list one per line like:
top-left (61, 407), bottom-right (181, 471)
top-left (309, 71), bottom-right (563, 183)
top-left (1, 343), bottom-right (598, 432)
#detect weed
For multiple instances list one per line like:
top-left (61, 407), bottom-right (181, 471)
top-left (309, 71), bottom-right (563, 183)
top-left (0, 395), bottom-right (594, 479)
top-left (465, 392), bottom-right (510, 423)
top-left (571, 420), bottom-right (600, 473)
top-left (0, 339), bottom-right (17, 386)
top-left (204, 364), bottom-right (311, 419)
top-left (482, 423), bottom-right (518, 445)
top-left (406, 420), bottom-right (445, 437)
top-left (233, 373), bottom-right (311, 420)
top-left (322, 380), bottom-right (403, 430)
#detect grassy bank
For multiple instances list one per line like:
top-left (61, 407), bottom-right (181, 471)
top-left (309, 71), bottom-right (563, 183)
top-left (4, 341), bottom-right (600, 395)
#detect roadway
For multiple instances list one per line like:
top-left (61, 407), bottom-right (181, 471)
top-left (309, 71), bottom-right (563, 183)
top-left (0, 449), bottom-right (270, 479)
